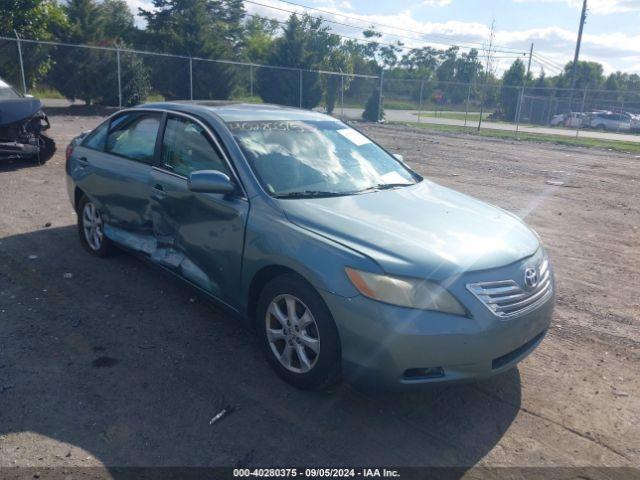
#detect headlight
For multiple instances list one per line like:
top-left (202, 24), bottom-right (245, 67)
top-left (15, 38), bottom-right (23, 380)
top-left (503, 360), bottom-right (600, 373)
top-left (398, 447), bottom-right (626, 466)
top-left (345, 267), bottom-right (466, 316)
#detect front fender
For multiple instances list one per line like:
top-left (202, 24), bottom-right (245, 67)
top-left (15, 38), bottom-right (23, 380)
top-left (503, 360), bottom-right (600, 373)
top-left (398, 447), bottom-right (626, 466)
top-left (240, 199), bottom-right (381, 315)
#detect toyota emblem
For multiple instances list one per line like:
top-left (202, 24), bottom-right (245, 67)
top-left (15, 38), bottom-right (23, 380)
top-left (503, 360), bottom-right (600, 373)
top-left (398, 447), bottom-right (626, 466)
top-left (524, 267), bottom-right (539, 290)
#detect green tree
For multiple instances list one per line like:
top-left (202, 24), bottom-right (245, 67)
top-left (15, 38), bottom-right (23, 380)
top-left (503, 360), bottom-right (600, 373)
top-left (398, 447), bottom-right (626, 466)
top-left (256, 14), bottom-right (339, 109)
top-left (47, 0), bottom-right (106, 103)
top-left (557, 60), bottom-right (604, 90)
top-left (100, 0), bottom-right (136, 42)
top-left (604, 73), bottom-right (619, 92)
top-left (46, 0), bottom-right (149, 105)
top-left (0, 0), bottom-right (67, 89)
top-left (0, 0), bottom-right (67, 38)
top-left (139, 0), bottom-right (245, 100)
top-left (362, 88), bottom-right (383, 122)
top-left (501, 58), bottom-right (526, 121)
top-left (243, 15), bottom-right (279, 63)
top-left (322, 47), bottom-right (353, 114)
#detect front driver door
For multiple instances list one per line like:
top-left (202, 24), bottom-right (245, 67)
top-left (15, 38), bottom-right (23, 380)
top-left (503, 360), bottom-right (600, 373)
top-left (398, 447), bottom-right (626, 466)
top-left (150, 113), bottom-right (249, 309)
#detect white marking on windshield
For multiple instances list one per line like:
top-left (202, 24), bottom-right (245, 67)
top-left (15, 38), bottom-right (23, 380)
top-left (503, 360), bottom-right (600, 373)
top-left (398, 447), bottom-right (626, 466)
top-left (337, 128), bottom-right (371, 146)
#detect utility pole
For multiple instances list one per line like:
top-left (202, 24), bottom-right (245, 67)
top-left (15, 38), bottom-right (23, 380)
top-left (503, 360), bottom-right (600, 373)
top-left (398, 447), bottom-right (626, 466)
top-left (570, 0), bottom-right (588, 91)
top-left (526, 43), bottom-right (534, 78)
top-left (477, 18), bottom-right (496, 132)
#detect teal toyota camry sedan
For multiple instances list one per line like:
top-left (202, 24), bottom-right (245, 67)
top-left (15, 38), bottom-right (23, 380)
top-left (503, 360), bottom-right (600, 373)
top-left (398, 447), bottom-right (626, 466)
top-left (65, 102), bottom-right (554, 390)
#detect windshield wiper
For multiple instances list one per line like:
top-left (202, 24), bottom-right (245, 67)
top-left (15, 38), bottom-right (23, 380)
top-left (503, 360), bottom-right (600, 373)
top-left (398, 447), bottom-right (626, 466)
top-left (273, 190), bottom-right (346, 199)
top-left (354, 182), bottom-right (415, 194)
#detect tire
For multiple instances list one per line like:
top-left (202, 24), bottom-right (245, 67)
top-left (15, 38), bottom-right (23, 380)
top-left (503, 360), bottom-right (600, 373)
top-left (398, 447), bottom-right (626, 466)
top-left (596, 124), bottom-right (606, 131)
top-left (256, 273), bottom-right (341, 390)
top-left (77, 196), bottom-right (113, 257)
top-left (36, 135), bottom-right (56, 163)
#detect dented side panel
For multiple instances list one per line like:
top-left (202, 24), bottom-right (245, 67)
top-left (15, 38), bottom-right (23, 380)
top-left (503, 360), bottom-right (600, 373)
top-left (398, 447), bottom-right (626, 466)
top-left (149, 168), bottom-right (249, 308)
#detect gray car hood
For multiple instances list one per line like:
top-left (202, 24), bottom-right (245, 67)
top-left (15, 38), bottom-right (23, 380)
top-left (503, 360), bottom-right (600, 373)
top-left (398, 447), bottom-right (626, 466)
top-left (0, 98), bottom-right (43, 126)
top-left (280, 180), bottom-right (539, 280)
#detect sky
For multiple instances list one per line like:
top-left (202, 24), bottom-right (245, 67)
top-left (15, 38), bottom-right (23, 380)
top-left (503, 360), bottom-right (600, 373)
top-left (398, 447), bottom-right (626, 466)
top-left (127, 0), bottom-right (640, 76)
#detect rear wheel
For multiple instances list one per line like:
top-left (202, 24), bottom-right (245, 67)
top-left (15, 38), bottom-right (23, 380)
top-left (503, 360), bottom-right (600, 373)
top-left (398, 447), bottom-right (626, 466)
top-left (257, 273), bottom-right (341, 389)
top-left (77, 196), bottom-right (113, 257)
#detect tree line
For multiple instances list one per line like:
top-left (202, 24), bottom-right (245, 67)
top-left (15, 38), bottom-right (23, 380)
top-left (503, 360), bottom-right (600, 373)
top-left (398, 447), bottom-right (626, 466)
top-left (2, 0), bottom-right (639, 120)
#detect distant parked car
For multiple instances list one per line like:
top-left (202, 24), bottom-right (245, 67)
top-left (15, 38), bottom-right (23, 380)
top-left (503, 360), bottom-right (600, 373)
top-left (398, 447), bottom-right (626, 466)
top-left (549, 113), bottom-right (566, 127)
top-left (0, 76), bottom-right (55, 161)
top-left (586, 111), bottom-right (631, 132)
top-left (550, 112), bottom-right (585, 128)
top-left (564, 112), bottom-right (585, 128)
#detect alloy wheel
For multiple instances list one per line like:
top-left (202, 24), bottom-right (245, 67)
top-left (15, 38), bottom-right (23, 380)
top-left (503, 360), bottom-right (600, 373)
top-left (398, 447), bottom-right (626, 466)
top-left (265, 294), bottom-right (321, 374)
top-left (82, 202), bottom-right (104, 251)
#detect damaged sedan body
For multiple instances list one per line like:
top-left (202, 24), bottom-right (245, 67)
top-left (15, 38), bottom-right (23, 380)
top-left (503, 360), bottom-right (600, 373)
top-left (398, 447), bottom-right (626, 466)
top-left (0, 77), bottom-right (55, 162)
top-left (65, 102), bottom-right (554, 391)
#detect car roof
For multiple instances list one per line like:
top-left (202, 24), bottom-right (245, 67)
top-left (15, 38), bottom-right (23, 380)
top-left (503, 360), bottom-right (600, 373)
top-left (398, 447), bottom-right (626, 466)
top-left (140, 101), bottom-right (337, 123)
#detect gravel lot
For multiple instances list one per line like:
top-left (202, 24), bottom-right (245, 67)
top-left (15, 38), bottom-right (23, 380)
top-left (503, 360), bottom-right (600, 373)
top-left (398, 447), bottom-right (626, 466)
top-left (0, 111), bottom-right (638, 474)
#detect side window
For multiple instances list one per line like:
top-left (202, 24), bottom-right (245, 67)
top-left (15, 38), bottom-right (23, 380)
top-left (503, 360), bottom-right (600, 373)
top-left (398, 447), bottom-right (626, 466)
top-left (161, 116), bottom-right (228, 177)
top-left (106, 112), bottom-right (161, 164)
top-left (82, 121), bottom-right (109, 151)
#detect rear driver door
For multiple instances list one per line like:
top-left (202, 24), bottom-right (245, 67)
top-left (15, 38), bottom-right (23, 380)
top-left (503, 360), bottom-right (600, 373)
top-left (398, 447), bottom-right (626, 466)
top-left (77, 110), bottom-right (162, 240)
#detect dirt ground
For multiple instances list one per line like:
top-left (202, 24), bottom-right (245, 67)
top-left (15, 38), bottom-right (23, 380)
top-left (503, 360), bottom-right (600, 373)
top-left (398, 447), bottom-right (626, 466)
top-left (0, 111), bottom-right (638, 475)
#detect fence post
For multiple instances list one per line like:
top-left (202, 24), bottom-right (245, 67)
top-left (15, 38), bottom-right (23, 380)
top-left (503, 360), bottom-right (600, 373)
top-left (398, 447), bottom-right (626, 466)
top-left (617, 96), bottom-right (625, 134)
top-left (417, 77), bottom-right (425, 124)
top-left (575, 88), bottom-right (587, 139)
top-left (464, 84), bottom-right (471, 127)
top-left (189, 56), bottom-right (193, 101)
top-left (477, 83), bottom-right (485, 132)
top-left (378, 71), bottom-right (384, 122)
top-left (299, 69), bottom-right (303, 108)
top-left (340, 73), bottom-right (344, 120)
top-left (250, 64), bottom-right (254, 99)
top-left (515, 86), bottom-right (524, 136)
top-left (14, 30), bottom-right (27, 95)
top-left (115, 43), bottom-right (122, 108)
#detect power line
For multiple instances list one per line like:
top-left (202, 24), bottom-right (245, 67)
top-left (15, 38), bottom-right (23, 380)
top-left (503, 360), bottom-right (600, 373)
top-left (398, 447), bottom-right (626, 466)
top-left (245, 11), bottom-right (523, 58)
top-left (532, 57), bottom-right (563, 75)
top-left (244, 0), bottom-right (528, 55)
top-left (244, 12), bottom-right (419, 53)
top-left (534, 52), bottom-right (565, 70)
top-left (252, 0), bottom-right (527, 54)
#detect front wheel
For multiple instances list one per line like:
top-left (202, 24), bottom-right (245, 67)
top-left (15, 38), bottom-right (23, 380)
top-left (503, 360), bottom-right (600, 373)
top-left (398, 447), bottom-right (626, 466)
top-left (77, 196), bottom-right (113, 257)
top-left (257, 273), bottom-right (341, 390)
top-left (37, 135), bottom-right (56, 163)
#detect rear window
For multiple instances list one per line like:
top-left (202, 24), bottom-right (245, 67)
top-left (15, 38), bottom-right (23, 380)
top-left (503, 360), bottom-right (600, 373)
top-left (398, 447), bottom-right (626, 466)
top-left (106, 112), bottom-right (162, 164)
top-left (82, 122), bottom-right (109, 151)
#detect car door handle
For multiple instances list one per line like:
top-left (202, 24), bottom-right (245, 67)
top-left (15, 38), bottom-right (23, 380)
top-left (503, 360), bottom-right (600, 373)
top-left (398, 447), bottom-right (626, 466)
top-left (152, 183), bottom-right (166, 199)
top-left (77, 156), bottom-right (89, 168)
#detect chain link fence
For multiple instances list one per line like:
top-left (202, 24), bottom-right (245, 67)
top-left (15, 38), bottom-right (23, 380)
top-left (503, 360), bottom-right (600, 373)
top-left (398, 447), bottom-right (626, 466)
top-left (3, 35), bottom-right (640, 144)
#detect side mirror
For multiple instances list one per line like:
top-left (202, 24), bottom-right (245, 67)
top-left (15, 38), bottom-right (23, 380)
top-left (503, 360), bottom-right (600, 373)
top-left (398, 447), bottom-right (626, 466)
top-left (188, 170), bottom-right (235, 194)
top-left (393, 153), bottom-right (405, 163)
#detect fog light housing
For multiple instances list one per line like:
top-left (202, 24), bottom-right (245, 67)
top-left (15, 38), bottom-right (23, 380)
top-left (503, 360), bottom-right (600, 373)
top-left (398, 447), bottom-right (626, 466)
top-left (403, 367), bottom-right (445, 380)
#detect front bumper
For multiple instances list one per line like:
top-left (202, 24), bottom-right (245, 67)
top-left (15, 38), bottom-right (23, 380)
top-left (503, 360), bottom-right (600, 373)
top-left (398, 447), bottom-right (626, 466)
top-left (0, 140), bottom-right (40, 159)
top-left (321, 254), bottom-right (555, 389)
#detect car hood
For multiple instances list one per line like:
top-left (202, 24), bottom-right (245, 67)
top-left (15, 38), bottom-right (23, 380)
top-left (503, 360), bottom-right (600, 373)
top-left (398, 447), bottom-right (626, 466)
top-left (0, 98), bottom-right (43, 126)
top-left (280, 180), bottom-right (539, 280)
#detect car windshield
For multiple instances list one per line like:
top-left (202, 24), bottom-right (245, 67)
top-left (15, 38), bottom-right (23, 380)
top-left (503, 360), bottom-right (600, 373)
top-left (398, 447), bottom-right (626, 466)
top-left (227, 119), bottom-right (418, 197)
top-left (0, 78), bottom-right (21, 99)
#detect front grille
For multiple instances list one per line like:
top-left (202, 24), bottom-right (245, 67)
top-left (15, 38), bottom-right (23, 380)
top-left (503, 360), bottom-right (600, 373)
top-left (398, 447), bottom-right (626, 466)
top-left (466, 259), bottom-right (552, 318)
